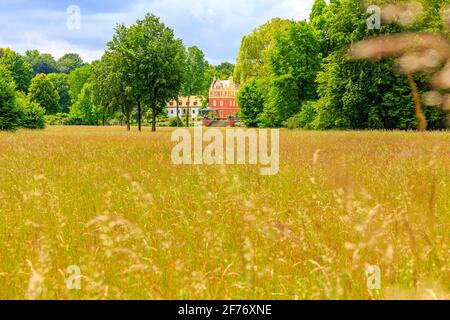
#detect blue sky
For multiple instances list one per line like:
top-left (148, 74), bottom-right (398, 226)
top-left (0, 0), bottom-right (315, 65)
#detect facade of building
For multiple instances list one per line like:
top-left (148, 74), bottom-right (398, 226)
top-left (167, 96), bottom-right (204, 120)
top-left (209, 76), bottom-right (240, 119)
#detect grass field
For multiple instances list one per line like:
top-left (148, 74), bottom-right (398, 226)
top-left (0, 126), bottom-right (448, 300)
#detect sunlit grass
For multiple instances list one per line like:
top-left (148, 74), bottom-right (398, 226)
top-left (0, 126), bottom-right (448, 300)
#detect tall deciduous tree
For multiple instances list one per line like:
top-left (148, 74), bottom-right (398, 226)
top-left (48, 73), bottom-right (71, 113)
top-left (57, 53), bottom-right (85, 74)
top-left (237, 79), bottom-right (266, 127)
top-left (234, 18), bottom-right (293, 84)
top-left (120, 14), bottom-right (186, 132)
top-left (68, 64), bottom-right (92, 104)
top-left (24, 50), bottom-right (59, 75)
top-left (0, 66), bottom-right (22, 131)
top-left (91, 51), bottom-right (135, 130)
top-left (260, 21), bottom-right (322, 127)
top-left (28, 73), bottom-right (60, 115)
top-left (182, 46), bottom-right (208, 127)
top-left (0, 48), bottom-right (33, 92)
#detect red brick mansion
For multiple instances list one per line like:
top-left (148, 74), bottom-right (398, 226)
top-left (209, 76), bottom-right (240, 119)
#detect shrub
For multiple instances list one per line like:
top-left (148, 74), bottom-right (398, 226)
top-left (0, 66), bottom-right (22, 131)
top-left (284, 101), bottom-right (317, 129)
top-left (168, 117), bottom-right (185, 127)
top-left (16, 92), bottom-right (46, 129)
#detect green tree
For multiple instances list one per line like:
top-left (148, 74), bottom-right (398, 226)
top-left (237, 79), bottom-right (266, 127)
top-left (182, 46), bottom-right (208, 127)
top-left (119, 14), bottom-right (186, 132)
top-left (68, 65), bottom-right (92, 104)
top-left (16, 92), bottom-right (46, 129)
top-left (57, 53), bottom-right (85, 74)
top-left (214, 62), bottom-right (235, 79)
top-left (91, 51), bottom-right (135, 130)
top-left (0, 66), bottom-right (22, 131)
top-left (261, 21), bottom-right (322, 126)
top-left (71, 83), bottom-right (101, 125)
top-left (234, 18), bottom-right (293, 84)
top-left (48, 73), bottom-right (71, 113)
top-left (24, 50), bottom-right (59, 75)
top-left (314, 0), bottom-right (447, 130)
top-left (0, 48), bottom-right (33, 92)
top-left (28, 73), bottom-right (60, 115)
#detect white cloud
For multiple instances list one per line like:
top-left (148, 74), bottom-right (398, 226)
top-left (0, 0), bottom-right (316, 64)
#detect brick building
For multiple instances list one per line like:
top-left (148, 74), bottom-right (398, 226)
top-left (209, 76), bottom-right (240, 119)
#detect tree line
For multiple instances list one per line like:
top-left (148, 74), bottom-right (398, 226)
top-left (0, 14), bottom-right (234, 132)
top-left (236, 0), bottom-right (450, 130)
top-left (1, 0), bottom-right (449, 132)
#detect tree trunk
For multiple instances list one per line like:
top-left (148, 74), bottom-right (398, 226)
top-left (176, 100), bottom-right (180, 127)
top-left (137, 99), bottom-right (142, 132)
top-left (186, 96), bottom-right (191, 128)
top-left (152, 108), bottom-right (157, 132)
top-left (125, 113), bottom-right (131, 131)
top-left (407, 73), bottom-right (427, 132)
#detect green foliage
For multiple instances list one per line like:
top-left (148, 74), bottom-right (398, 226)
top-left (28, 73), bottom-right (60, 115)
top-left (237, 79), bottom-right (266, 127)
top-left (24, 50), bottom-right (59, 75)
top-left (114, 14), bottom-right (187, 131)
top-left (70, 83), bottom-right (101, 125)
top-left (16, 92), bottom-right (46, 129)
top-left (48, 73), bottom-right (71, 113)
top-left (45, 113), bottom-right (83, 126)
top-left (214, 62), bottom-right (235, 79)
top-left (57, 53), bottom-right (85, 74)
top-left (68, 65), bottom-right (92, 103)
top-left (0, 66), bottom-right (22, 131)
top-left (168, 117), bottom-right (185, 127)
top-left (262, 21), bottom-right (322, 126)
top-left (234, 18), bottom-right (293, 84)
top-left (285, 101), bottom-right (318, 129)
top-left (0, 48), bottom-right (33, 92)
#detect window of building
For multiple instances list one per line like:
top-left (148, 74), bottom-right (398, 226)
top-left (220, 100), bottom-right (224, 107)
top-left (170, 110), bottom-right (174, 114)
top-left (213, 100), bottom-right (217, 107)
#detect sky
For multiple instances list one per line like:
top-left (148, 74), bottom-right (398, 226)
top-left (0, 0), bottom-right (315, 65)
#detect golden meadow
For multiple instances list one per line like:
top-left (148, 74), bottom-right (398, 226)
top-left (0, 126), bottom-right (448, 300)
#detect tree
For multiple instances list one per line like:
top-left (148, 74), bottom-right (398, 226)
top-left (182, 46), bottom-right (208, 127)
top-left (313, 0), bottom-right (447, 130)
top-left (261, 21), bottom-right (322, 126)
top-left (234, 18), bottom-right (293, 84)
top-left (0, 66), bottom-right (22, 131)
top-left (28, 73), bottom-right (60, 115)
top-left (0, 48), bottom-right (33, 92)
top-left (119, 14), bottom-right (186, 132)
top-left (68, 65), bottom-right (92, 104)
top-left (24, 50), bottom-right (58, 75)
top-left (16, 92), bottom-right (46, 129)
top-left (214, 62), bottom-right (235, 79)
top-left (57, 53), bottom-right (85, 74)
top-left (71, 83), bottom-right (101, 125)
top-left (237, 79), bottom-right (266, 127)
top-left (91, 51), bottom-right (135, 130)
top-left (48, 73), bottom-right (71, 113)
